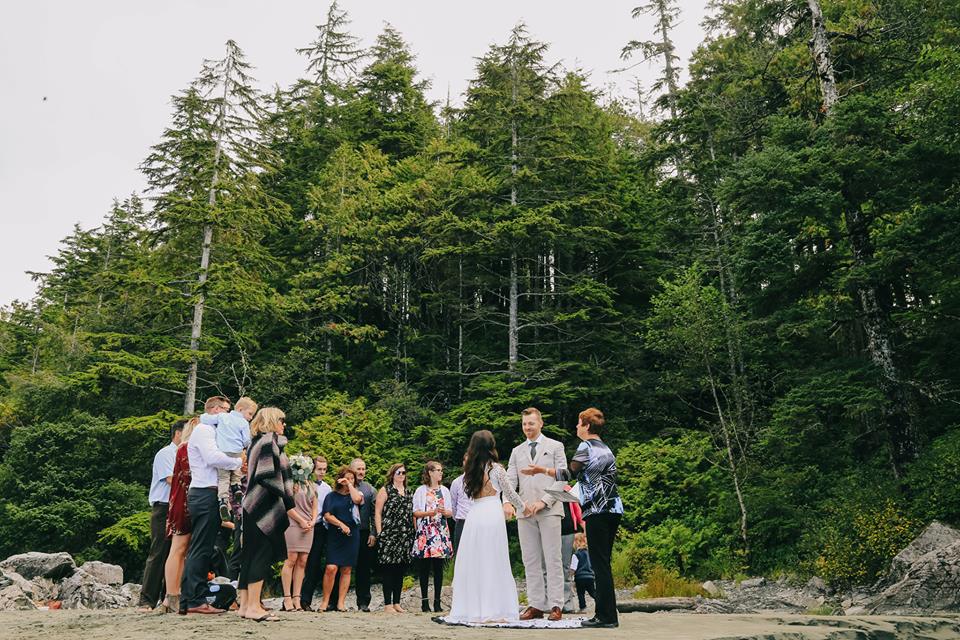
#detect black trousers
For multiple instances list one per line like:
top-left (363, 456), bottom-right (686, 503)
top-left (381, 562), bottom-right (406, 605)
top-left (585, 513), bottom-right (620, 624)
top-left (418, 557), bottom-right (445, 604)
top-left (300, 524), bottom-right (326, 607)
top-left (576, 578), bottom-right (597, 610)
top-left (452, 519), bottom-right (465, 554)
top-left (138, 502), bottom-right (170, 607)
top-left (181, 488), bottom-right (219, 610)
top-left (355, 529), bottom-right (375, 607)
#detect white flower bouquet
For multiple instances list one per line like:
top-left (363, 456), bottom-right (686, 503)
top-left (289, 453), bottom-right (315, 488)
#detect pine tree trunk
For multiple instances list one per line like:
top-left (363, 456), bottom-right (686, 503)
top-left (509, 250), bottom-right (519, 371)
top-left (807, 0), bottom-right (839, 115)
top-left (184, 222), bottom-right (213, 414)
top-left (805, 12), bottom-right (917, 466)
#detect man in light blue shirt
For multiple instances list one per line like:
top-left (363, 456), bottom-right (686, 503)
top-left (137, 419), bottom-right (184, 611)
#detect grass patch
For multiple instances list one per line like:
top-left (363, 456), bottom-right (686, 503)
top-left (634, 565), bottom-right (708, 599)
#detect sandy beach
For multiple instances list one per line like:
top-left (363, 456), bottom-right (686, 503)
top-left (2, 609), bottom-right (959, 640)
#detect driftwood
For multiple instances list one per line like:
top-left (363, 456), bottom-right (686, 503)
top-left (617, 597), bottom-right (698, 613)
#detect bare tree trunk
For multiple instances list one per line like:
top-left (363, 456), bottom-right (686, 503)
top-left (184, 222), bottom-right (213, 414)
top-left (509, 250), bottom-right (519, 371)
top-left (807, 0), bottom-right (839, 115)
top-left (507, 63), bottom-right (520, 372)
top-left (845, 207), bottom-right (917, 466)
top-left (458, 256), bottom-right (464, 398)
top-left (706, 362), bottom-right (749, 550)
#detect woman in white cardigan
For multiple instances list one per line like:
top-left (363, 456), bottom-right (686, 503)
top-left (411, 460), bottom-right (454, 612)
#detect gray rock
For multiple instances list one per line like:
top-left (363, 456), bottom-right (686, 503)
top-left (120, 583), bottom-right (141, 603)
top-left (701, 580), bottom-right (721, 597)
top-left (883, 521), bottom-right (960, 587)
top-left (78, 561), bottom-right (123, 586)
top-left (869, 539), bottom-right (960, 614)
top-left (806, 576), bottom-right (827, 593)
top-left (59, 564), bottom-right (133, 610)
top-left (845, 605), bottom-right (867, 616)
top-left (0, 570), bottom-right (58, 602)
top-left (0, 552), bottom-right (76, 580)
top-left (739, 577), bottom-right (766, 589)
top-left (0, 584), bottom-right (37, 611)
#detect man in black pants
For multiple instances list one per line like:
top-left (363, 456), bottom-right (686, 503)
top-left (351, 458), bottom-right (378, 612)
top-left (301, 456), bottom-right (331, 611)
top-left (180, 396), bottom-right (242, 615)
top-left (137, 420), bottom-right (183, 611)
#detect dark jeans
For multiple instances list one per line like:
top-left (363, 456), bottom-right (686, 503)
top-left (300, 524), bottom-right (327, 607)
top-left (585, 513), bottom-right (621, 624)
top-left (381, 562), bottom-right (406, 605)
top-left (355, 529), bottom-right (375, 607)
top-left (181, 488), bottom-right (219, 611)
top-left (576, 579), bottom-right (597, 610)
top-left (452, 519), bottom-right (465, 554)
top-left (138, 502), bottom-right (170, 607)
top-left (418, 557), bottom-right (445, 605)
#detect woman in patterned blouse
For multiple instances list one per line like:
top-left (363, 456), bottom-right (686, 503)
top-left (521, 407), bottom-right (623, 629)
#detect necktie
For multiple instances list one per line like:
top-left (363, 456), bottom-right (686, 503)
top-left (529, 441), bottom-right (538, 460)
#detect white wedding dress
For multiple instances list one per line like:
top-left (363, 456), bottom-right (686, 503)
top-left (445, 462), bottom-right (525, 623)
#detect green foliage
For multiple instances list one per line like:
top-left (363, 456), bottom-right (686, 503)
top-left (808, 500), bottom-right (919, 587)
top-left (98, 511), bottom-right (152, 580)
top-left (905, 428), bottom-right (960, 525)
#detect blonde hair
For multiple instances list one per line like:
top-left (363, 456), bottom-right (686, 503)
top-left (250, 407), bottom-right (285, 436)
top-left (180, 417), bottom-right (200, 444)
top-left (521, 407), bottom-right (543, 423)
top-left (574, 531), bottom-right (588, 549)
top-left (235, 396), bottom-right (258, 413)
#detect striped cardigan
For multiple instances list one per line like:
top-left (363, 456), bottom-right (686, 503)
top-left (243, 433), bottom-right (295, 538)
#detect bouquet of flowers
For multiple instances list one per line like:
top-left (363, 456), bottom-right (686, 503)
top-left (289, 454), bottom-right (315, 489)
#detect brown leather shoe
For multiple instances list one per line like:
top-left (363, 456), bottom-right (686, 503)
top-left (519, 606), bottom-right (544, 620)
top-left (548, 606), bottom-right (562, 621)
top-left (185, 603), bottom-right (226, 614)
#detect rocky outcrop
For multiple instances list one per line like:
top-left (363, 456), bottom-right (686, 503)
top-left (869, 539), bottom-right (960, 614)
top-left (882, 521), bottom-right (960, 587)
top-left (693, 575), bottom-right (838, 614)
top-left (0, 552), bottom-right (76, 581)
top-left (59, 562), bottom-right (131, 609)
top-left (0, 552), bottom-right (138, 611)
top-left (0, 583), bottom-right (36, 611)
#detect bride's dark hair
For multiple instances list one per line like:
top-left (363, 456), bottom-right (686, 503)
top-left (463, 430), bottom-right (499, 499)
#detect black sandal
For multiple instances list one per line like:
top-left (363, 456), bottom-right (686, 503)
top-left (292, 595), bottom-right (303, 611)
top-left (281, 594), bottom-right (294, 611)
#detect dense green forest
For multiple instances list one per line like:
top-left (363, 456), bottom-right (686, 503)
top-left (1, 0), bottom-right (958, 587)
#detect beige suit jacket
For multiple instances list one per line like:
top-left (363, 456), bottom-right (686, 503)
top-left (504, 435), bottom-right (568, 518)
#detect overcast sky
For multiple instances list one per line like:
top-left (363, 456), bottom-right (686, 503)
top-left (0, 0), bottom-right (710, 307)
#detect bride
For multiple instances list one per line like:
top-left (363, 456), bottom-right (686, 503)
top-left (445, 429), bottom-right (527, 623)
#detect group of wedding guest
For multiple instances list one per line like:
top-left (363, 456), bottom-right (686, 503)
top-left (136, 396), bottom-right (619, 625)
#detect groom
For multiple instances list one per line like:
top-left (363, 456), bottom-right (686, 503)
top-left (504, 407), bottom-right (568, 621)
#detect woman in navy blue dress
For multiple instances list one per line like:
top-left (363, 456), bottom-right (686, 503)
top-left (319, 466), bottom-right (364, 611)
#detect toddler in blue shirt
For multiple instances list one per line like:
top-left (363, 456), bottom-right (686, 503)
top-left (200, 396), bottom-right (256, 522)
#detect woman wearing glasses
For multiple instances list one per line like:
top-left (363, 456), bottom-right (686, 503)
top-left (374, 463), bottom-right (415, 613)
top-left (412, 461), bottom-right (454, 612)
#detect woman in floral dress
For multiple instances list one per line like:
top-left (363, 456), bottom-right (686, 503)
top-left (411, 460), bottom-right (453, 612)
top-left (374, 463), bottom-right (415, 613)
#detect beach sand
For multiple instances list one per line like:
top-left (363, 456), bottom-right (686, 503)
top-left (2, 609), bottom-right (959, 640)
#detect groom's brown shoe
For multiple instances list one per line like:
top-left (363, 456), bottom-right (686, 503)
top-left (519, 606), bottom-right (544, 620)
top-left (548, 607), bottom-right (562, 621)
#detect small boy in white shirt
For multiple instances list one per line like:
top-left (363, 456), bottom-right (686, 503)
top-left (200, 396), bottom-right (256, 522)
